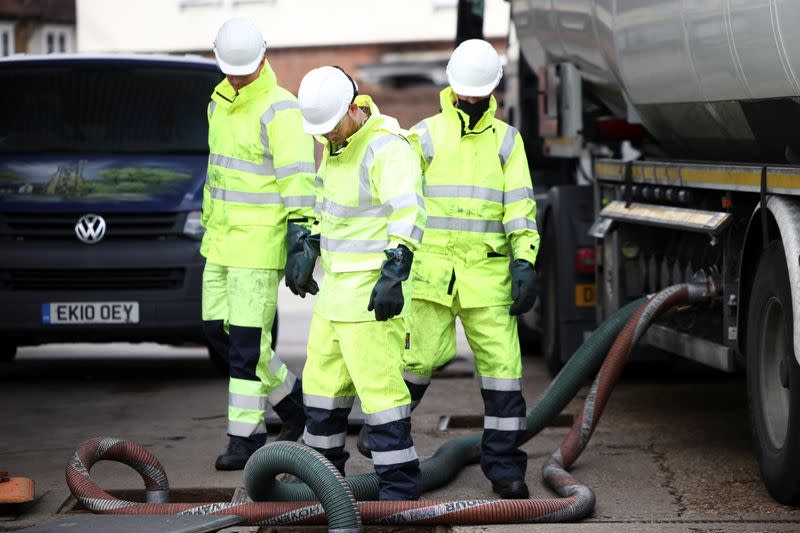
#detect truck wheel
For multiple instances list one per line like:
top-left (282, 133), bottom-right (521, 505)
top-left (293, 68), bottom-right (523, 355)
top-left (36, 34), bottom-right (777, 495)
top-left (0, 344), bottom-right (16, 363)
top-left (541, 214), bottom-right (563, 375)
top-left (747, 240), bottom-right (800, 505)
top-left (207, 311), bottom-right (279, 376)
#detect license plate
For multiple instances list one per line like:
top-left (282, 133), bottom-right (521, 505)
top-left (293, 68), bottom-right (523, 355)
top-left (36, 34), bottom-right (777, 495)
top-left (575, 284), bottom-right (596, 308)
top-left (42, 302), bottom-right (139, 325)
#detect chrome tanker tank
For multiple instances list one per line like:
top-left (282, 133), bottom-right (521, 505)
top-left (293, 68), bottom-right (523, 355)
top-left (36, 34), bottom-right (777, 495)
top-left (511, 0), bottom-right (800, 162)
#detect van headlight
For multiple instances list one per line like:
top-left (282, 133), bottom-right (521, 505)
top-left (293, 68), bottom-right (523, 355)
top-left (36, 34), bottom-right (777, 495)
top-left (183, 210), bottom-right (205, 239)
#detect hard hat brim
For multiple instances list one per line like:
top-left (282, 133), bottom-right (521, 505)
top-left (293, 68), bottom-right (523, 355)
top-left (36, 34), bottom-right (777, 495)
top-left (301, 107), bottom-right (348, 136)
top-left (214, 47), bottom-right (265, 76)
top-left (448, 71), bottom-right (502, 98)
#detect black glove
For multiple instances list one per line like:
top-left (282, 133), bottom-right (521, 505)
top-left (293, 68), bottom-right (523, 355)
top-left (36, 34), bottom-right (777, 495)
top-left (285, 223), bottom-right (320, 298)
top-left (509, 259), bottom-right (537, 316)
top-left (368, 245), bottom-right (413, 321)
top-left (285, 222), bottom-right (308, 291)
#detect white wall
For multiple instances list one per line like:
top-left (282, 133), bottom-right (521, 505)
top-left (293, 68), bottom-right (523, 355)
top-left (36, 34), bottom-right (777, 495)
top-left (77, 0), bottom-right (510, 53)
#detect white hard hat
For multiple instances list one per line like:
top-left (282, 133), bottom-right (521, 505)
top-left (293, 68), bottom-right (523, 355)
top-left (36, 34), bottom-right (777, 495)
top-left (446, 39), bottom-right (503, 97)
top-left (297, 66), bottom-right (358, 135)
top-left (213, 17), bottom-right (267, 76)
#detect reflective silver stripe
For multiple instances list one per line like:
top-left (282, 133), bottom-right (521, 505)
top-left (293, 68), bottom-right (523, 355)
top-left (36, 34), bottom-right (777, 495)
top-left (275, 161), bottom-right (316, 180)
top-left (259, 100), bottom-right (300, 171)
top-left (364, 405), bottom-right (411, 426)
top-left (228, 392), bottom-right (267, 411)
top-left (268, 354), bottom-right (285, 374)
top-left (261, 100), bottom-right (299, 131)
top-left (359, 134), bottom-right (405, 207)
top-left (484, 416), bottom-right (527, 431)
top-left (371, 446), bottom-right (419, 466)
top-left (414, 120), bottom-right (435, 164)
top-left (208, 100), bottom-right (216, 118)
top-left (303, 394), bottom-right (355, 410)
top-left (320, 194), bottom-right (424, 219)
top-left (315, 175), bottom-right (324, 188)
top-left (385, 193), bottom-right (424, 213)
top-left (387, 222), bottom-right (423, 242)
top-left (503, 187), bottom-right (534, 204)
top-left (283, 195), bottom-right (317, 208)
top-left (403, 371), bottom-right (431, 386)
top-left (480, 376), bottom-right (522, 391)
top-left (209, 153), bottom-right (275, 176)
top-left (423, 185), bottom-right (503, 203)
top-left (302, 429), bottom-right (347, 449)
top-left (498, 126), bottom-right (518, 166)
top-left (321, 236), bottom-right (388, 253)
top-left (321, 198), bottom-right (384, 218)
top-left (228, 419), bottom-right (266, 437)
top-left (266, 372), bottom-right (296, 405)
top-left (426, 216), bottom-right (504, 233)
top-left (503, 217), bottom-right (538, 233)
top-left (209, 187), bottom-right (283, 205)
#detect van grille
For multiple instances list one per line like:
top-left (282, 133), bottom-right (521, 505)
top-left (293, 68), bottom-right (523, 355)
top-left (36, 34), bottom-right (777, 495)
top-left (0, 212), bottom-right (184, 240)
top-left (0, 268), bottom-right (185, 291)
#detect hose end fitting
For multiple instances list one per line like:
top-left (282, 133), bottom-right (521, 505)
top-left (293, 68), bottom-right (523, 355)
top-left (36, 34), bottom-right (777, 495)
top-left (687, 267), bottom-right (722, 302)
top-left (146, 489), bottom-right (170, 503)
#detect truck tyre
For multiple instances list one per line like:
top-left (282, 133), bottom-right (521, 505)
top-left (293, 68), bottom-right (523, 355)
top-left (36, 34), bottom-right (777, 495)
top-left (541, 213), bottom-right (563, 375)
top-left (0, 343), bottom-right (16, 363)
top-left (208, 311), bottom-right (279, 377)
top-left (747, 240), bottom-right (800, 505)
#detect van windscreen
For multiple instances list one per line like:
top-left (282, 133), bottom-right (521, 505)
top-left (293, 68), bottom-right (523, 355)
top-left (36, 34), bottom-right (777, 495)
top-left (0, 64), bottom-right (222, 153)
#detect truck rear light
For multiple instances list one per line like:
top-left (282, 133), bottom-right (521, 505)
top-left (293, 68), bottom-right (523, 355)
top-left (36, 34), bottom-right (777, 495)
top-left (575, 247), bottom-right (596, 274)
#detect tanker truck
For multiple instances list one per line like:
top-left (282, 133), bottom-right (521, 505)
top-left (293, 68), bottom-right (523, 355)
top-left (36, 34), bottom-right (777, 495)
top-left (455, 0), bottom-right (800, 505)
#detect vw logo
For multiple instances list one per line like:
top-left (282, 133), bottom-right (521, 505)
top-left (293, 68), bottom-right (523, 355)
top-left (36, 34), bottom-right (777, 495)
top-left (75, 214), bottom-right (107, 244)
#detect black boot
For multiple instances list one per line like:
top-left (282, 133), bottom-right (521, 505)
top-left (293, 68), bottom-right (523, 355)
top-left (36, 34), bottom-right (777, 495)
top-left (356, 423), bottom-right (372, 458)
top-left (273, 379), bottom-right (306, 442)
top-left (214, 437), bottom-right (262, 471)
top-left (491, 477), bottom-right (530, 499)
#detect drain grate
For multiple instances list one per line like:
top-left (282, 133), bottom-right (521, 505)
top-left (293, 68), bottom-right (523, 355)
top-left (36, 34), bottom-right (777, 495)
top-left (61, 487), bottom-right (237, 513)
top-left (437, 413), bottom-right (575, 432)
top-left (431, 369), bottom-right (475, 379)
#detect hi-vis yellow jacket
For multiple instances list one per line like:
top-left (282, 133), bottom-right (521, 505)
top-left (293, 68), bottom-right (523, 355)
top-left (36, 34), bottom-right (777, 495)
top-left (409, 87), bottom-right (540, 308)
top-left (201, 62), bottom-right (316, 269)
top-left (313, 95), bottom-right (426, 322)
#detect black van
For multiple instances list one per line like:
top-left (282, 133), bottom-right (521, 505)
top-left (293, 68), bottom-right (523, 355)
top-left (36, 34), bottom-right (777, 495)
top-left (0, 54), bottom-right (235, 367)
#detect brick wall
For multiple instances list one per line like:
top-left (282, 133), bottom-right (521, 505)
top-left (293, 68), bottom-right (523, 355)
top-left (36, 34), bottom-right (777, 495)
top-left (268, 41), bottom-right (450, 129)
top-left (0, 0), bottom-right (75, 22)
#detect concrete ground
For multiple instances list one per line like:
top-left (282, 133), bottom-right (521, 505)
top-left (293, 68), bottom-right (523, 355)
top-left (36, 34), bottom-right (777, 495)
top-left (2, 284), bottom-right (800, 532)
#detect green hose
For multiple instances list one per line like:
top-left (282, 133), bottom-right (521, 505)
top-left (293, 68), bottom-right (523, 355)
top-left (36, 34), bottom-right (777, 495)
top-left (246, 298), bottom-right (645, 502)
top-left (242, 440), bottom-right (361, 532)
top-left (417, 297), bottom-right (645, 492)
top-left (523, 298), bottom-right (645, 440)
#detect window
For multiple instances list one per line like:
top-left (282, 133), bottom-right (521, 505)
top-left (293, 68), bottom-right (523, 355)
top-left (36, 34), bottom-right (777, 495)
top-left (178, 0), bottom-right (223, 8)
top-left (431, 0), bottom-right (458, 9)
top-left (0, 22), bottom-right (14, 57)
top-left (232, 0), bottom-right (275, 6)
top-left (41, 25), bottom-right (74, 54)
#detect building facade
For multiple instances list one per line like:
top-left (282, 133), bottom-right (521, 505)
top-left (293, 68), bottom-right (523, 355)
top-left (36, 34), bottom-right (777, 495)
top-left (0, 0), bottom-right (76, 56)
top-left (76, 0), bottom-right (510, 128)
